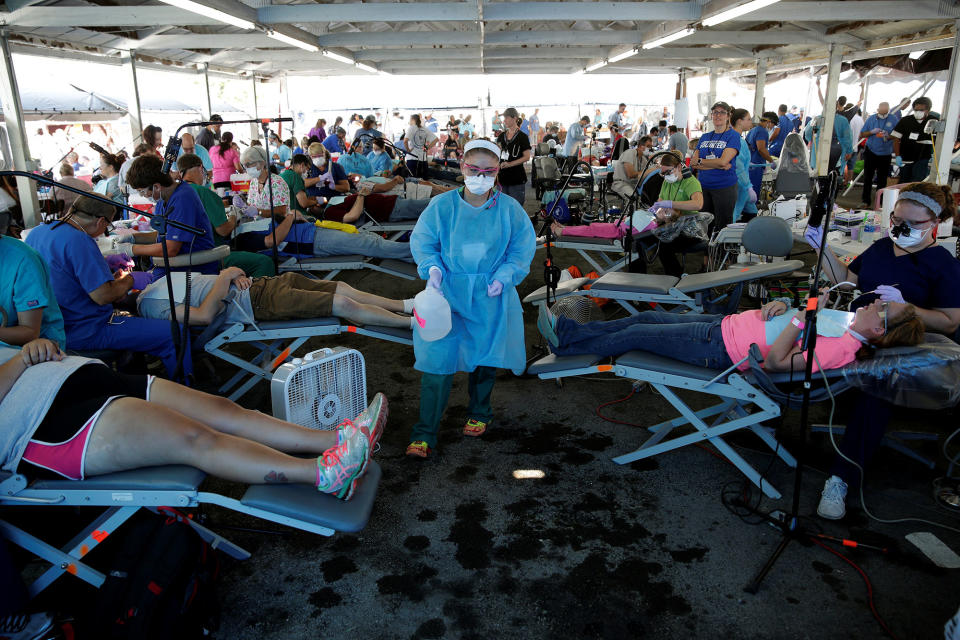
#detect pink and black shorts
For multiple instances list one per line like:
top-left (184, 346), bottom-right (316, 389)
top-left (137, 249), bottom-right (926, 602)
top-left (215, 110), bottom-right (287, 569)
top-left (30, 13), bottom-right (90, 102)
top-left (19, 364), bottom-right (155, 480)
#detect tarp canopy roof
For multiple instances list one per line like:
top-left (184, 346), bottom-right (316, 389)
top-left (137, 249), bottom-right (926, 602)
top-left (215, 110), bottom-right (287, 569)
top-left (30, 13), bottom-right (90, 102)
top-left (1, 0), bottom-right (958, 78)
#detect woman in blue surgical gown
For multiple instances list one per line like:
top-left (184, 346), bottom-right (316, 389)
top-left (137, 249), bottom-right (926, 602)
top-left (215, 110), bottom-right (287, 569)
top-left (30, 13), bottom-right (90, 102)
top-left (405, 139), bottom-right (536, 458)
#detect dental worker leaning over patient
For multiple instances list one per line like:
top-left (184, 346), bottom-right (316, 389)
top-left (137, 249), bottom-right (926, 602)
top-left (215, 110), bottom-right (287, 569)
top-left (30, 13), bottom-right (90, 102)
top-left (405, 139), bottom-right (537, 459)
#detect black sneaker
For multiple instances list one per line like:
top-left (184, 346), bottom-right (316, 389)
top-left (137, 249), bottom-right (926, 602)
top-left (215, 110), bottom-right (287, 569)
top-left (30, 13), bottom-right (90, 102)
top-left (0, 612), bottom-right (55, 640)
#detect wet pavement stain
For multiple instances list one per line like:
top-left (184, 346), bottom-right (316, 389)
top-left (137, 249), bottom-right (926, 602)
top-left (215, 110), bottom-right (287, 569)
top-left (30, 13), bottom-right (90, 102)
top-left (308, 587), bottom-right (342, 617)
top-left (376, 564), bottom-right (439, 602)
top-left (320, 555), bottom-right (357, 582)
top-left (448, 464), bottom-right (478, 483)
top-left (669, 547), bottom-right (709, 563)
top-left (404, 535), bottom-right (431, 551)
top-left (417, 509), bottom-right (437, 522)
top-left (446, 500), bottom-right (494, 570)
top-left (413, 617), bottom-right (447, 639)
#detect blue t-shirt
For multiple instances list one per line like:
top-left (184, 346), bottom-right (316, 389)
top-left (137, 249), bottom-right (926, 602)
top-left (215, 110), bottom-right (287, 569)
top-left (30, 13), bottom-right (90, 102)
top-left (425, 118), bottom-right (439, 134)
top-left (306, 162), bottom-right (348, 199)
top-left (177, 143), bottom-right (213, 171)
top-left (338, 152), bottom-right (373, 178)
top-left (24, 222), bottom-right (114, 342)
top-left (236, 219), bottom-right (316, 257)
top-left (322, 134), bottom-right (344, 154)
top-left (0, 236), bottom-right (66, 349)
top-left (768, 115), bottom-right (795, 156)
top-left (849, 238), bottom-right (960, 311)
top-left (746, 125), bottom-right (769, 166)
top-left (151, 181), bottom-right (217, 279)
top-left (862, 113), bottom-right (898, 156)
top-left (696, 128), bottom-right (740, 189)
top-left (562, 122), bottom-right (585, 157)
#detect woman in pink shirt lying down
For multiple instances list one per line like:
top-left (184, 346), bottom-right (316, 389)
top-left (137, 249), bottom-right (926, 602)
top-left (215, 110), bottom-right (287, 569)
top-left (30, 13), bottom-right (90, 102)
top-left (537, 294), bottom-right (924, 373)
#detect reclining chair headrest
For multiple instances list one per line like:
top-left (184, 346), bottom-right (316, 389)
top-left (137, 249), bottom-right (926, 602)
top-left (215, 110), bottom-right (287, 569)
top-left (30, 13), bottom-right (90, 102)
top-left (742, 215), bottom-right (793, 258)
top-left (164, 244), bottom-right (231, 268)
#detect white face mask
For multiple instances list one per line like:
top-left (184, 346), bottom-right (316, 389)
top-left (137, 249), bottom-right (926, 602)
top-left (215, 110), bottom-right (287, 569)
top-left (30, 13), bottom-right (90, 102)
top-left (914, 110), bottom-right (927, 120)
top-left (245, 165), bottom-right (261, 179)
top-left (892, 224), bottom-right (931, 249)
top-left (877, 113), bottom-right (888, 120)
top-left (464, 174), bottom-right (495, 195)
top-left (312, 157), bottom-right (326, 168)
top-left (662, 172), bottom-right (679, 183)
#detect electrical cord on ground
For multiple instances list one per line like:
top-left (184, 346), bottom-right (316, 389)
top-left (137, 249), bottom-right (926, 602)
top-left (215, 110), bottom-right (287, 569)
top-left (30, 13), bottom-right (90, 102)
top-left (808, 536), bottom-right (900, 640)
top-left (814, 351), bottom-right (960, 534)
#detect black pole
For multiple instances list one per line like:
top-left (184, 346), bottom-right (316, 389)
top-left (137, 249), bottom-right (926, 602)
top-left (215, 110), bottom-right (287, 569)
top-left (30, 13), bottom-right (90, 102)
top-left (262, 121), bottom-right (280, 271)
top-left (744, 170), bottom-right (839, 594)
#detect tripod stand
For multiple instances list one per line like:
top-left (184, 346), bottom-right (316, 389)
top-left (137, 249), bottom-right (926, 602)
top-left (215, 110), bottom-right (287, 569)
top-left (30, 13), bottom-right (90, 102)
top-left (744, 171), bottom-right (840, 593)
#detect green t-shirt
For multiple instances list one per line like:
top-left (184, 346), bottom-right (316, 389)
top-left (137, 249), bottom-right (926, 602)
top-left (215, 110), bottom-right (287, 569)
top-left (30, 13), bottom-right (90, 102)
top-left (189, 183), bottom-right (229, 246)
top-left (658, 175), bottom-right (702, 215)
top-left (281, 169), bottom-right (307, 214)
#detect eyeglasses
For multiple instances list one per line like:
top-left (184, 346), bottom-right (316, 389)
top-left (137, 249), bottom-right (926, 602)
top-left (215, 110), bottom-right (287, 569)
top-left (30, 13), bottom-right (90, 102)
top-left (462, 163), bottom-right (499, 176)
top-left (879, 301), bottom-right (889, 334)
top-left (711, 110), bottom-right (728, 116)
top-left (889, 213), bottom-right (935, 234)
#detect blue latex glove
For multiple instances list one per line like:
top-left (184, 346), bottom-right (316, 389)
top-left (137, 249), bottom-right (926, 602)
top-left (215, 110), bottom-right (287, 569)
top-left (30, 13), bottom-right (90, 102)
top-left (241, 205), bottom-right (258, 218)
top-left (105, 253), bottom-right (134, 272)
top-left (427, 266), bottom-right (443, 294)
top-left (130, 270), bottom-right (154, 291)
top-left (652, 200), bottom-right (673, 211)
top-left (893, 156), bottom-right (904, 167)
top-left (748, 188), bottom-right (757, 203)
top-left (874, 285), bottom-right (905, 304)
top-left (768, 161), bottom-right (778, 171)
top-left (804, 224), bottom-right (824, 250)
top-left (232, 195), bottom-right (246, 209)
top-left (487, 280), bottom-right (503, 297)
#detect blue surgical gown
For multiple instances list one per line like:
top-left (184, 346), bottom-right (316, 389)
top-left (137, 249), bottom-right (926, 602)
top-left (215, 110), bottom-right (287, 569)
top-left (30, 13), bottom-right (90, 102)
top-left (410, 189), bottom-right (536, 375)
top-left (733, 135), bottom-right (757, 221)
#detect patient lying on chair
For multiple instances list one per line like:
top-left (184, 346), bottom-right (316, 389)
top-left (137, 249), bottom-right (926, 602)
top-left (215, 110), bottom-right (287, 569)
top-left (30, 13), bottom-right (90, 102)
top-left (537, 295), bottom-right (924, 372)
top-left (137, 267), bottom-right (416, 330)
top-left (1, 338), bottom-right (385, 500)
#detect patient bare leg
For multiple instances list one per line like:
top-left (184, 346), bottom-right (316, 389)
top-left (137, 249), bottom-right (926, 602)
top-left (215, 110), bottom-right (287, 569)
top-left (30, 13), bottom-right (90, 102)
top-left (148, 379), bottom-right (337, 454)
top-left (332, 294), bottom-right (410, 328)
top-left (84, 398), bottom-right (317, 485)
top-left (333, 281), bottom-right (404, 312)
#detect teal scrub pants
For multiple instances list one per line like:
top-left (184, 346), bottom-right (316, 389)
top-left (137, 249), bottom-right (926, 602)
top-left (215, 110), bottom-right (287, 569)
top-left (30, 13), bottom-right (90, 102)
top-left (409, 366), bottom-right (497, 448)
top-left (733, 183), bottom-right (758, 223)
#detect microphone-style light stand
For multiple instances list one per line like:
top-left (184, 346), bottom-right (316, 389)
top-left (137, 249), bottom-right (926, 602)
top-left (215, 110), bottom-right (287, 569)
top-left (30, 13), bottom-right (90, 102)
top-left (374, 137), bottom-right (416, 179)
top-left (4, 170), bottom-right (206, 383)
top-left (743, 170), bottom-right (840, 593)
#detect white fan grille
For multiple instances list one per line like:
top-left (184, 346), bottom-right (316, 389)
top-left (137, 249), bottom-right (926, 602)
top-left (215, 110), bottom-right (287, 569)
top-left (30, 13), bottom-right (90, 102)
top-left (282, 350), bottom-right (366, 430)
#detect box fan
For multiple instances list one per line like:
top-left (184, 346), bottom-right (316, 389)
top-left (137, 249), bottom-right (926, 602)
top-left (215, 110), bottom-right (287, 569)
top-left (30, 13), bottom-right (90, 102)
top-left (271, 348), bottom-right (366, 430)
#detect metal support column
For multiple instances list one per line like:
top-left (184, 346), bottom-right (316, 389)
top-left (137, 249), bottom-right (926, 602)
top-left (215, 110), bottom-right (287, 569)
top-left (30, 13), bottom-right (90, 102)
top-left (198, 62), bottom-right (212, 121)
top-left (753, 58), bottom-right (767, 121)
top-left (0, 30), bottom-right (39, 227)
top-left (249, 75), bottom-right (260, 142)
top-left (707, 65), bottom-right (718, 132)
top-left (934, 20), bottom-right (960, 185)
top-left (120, 51), bottom-right (142, 148)
top-left (815, 44), bottom-right (842, 177)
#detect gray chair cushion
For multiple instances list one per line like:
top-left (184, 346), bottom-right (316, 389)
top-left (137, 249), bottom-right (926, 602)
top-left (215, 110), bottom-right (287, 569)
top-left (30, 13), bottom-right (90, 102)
top-left (300, 255), bottom-right (367, 265)
top-left (377, 259), bottom-right (418, 277)
top-left (241, 461), bottom-right (381, 532)
top-left (523, 278), bottom-right (590, 304)
top-left (591, 272), bottom-right (680, 295)
top-left (674, 260), bottom-right (805, 293)
top-left (527, 353), bottom-right (602, 375)
top-left (356, 325), bottom-right (413, 340)
top-left (30, 465), bottom-right (206, 491)
top-left (741, 216), bottom-right (794, 257)
top-left (557, 236), bottom-right (618, 247)
top-left (615, 350), bottom-right (722, 381)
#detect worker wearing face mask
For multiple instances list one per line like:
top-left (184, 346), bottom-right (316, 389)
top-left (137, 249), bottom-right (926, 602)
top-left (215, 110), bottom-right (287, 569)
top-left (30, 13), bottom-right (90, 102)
top-left (366, 138), bottom-right (394, 176)
top-left (404, 139), bottom-right (536, 459)
top-left (746, 112), bottom-right (779, 199)
top-left (859, 102), bottom-right (900, 207)
top-left (304, 142), bottom-right (350, 200)
top-left (890, 96), bottom-right (937, 184)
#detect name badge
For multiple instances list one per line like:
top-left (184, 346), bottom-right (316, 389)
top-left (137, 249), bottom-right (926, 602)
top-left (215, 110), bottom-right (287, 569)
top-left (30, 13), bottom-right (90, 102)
top-left (909, 132), bottom-right (920, 140)
top-left (706, 154), bottom-right (717, 160)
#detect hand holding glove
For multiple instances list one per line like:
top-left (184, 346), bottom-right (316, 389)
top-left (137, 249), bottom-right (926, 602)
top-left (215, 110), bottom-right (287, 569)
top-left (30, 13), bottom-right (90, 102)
top-left (748, 188), bottom-right (758, 204)
top-left (652, 200), bottom-right (673, 212)
top-left (115, 234), bottom-right (135, 244)
top-left (427, 266), bottom-right (443, 294)
top-left (232, 195), bottom-right (246, 209)
top-left (874, 285), bottom-right (905, 304)
top-left (487, 280), bottom-right (503, 297)
top-left (803, 224), bottom-right (824, 250)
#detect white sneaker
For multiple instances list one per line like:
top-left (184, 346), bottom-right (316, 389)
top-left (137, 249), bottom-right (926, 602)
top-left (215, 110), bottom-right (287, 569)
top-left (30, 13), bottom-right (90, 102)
top-left (817, 475), bottom-right (848, 520)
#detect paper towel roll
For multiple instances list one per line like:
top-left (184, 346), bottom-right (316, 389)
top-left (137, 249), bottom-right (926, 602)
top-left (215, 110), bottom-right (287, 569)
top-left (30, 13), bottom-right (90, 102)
top-left (881, 188), bottom-right (899, 228)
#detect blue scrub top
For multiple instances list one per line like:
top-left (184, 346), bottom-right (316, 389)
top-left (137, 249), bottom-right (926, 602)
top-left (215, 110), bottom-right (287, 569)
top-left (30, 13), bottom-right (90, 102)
top-left (338, 152), bottom-right (373, 178)
top-left (306, 162), bottom-right (348, 199)
top-left (24, 222), bottom-right (114, 342)
top-left (768, 114), bottom-right (795, 156)
top-left (863, 113), bottom-right (898, 156)
top-left (273, 144), bottom-right (293, 168)
top-left (746, 125), bottom-right (769, 166)
top-left (409, 188), bottom-right (537, 376)
top-left (322, 134), bottom-right (344, 154)
top-left (562, 122), bottom-right (584, 157)
top-left (0, 236), bottom-right (66, 349)
top-left (93, 174), bottom-right (123, 204)
top-left (849, 238), bottom-right (960, 311)
top-left (696, 128), bottom-right (740, 189)
top-left (151, 181), bottom-right (217, 279)
top-left (366, 151), bottom-right (393, 175)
